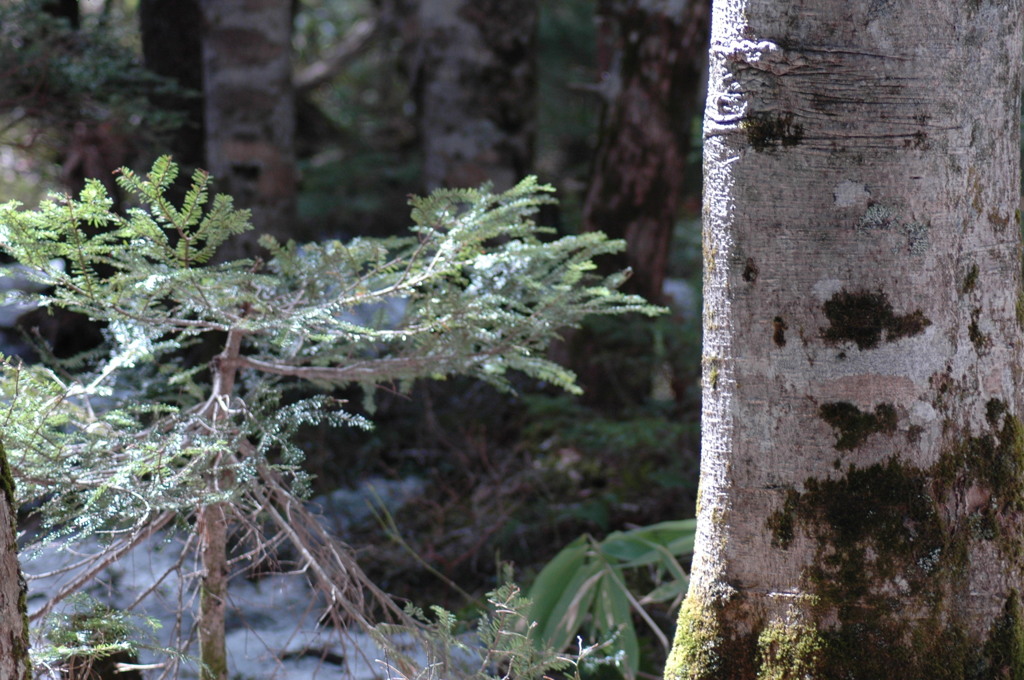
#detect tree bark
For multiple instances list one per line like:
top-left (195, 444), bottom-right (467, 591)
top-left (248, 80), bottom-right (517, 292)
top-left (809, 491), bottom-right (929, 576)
top-left (415, 0), bottom-right (538, 190)
top-left (582, 0), bottom-right (709, 304)
top-left (198, 502), bottom-right (229, 680)
top-left (568, 0), bottom-right (709, 410)
top-left (139, 0), bottom-right (205, 172)
top-left (201, 0), bottom-right (297, 256)
top-left (195, 327), bottom-right (246, 680)
top-left (0, 441), bottom-right (31, 680)
top-left (43, 0), bottom-right (78, 28)
top-left (667, 2), bottom-right (1024, 678)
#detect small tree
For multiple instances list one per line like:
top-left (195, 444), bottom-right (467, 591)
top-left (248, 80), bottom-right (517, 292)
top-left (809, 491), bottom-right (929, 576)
top-left (0, 157), bottom-right (660, 677)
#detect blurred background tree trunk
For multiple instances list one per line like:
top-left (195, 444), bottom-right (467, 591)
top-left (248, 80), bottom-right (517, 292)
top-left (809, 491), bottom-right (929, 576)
top-left (582, 0), bottom-right (709, 305)
top-left (569, 0), bottom-right (710, 409)
top-left (414, 0), bottom-right (538, 190)
top-left (43, 0), bottom-right (79, 28)
top-left (139, 0), bottom-right (205, 176)
top-left (201, 0), bottom-right (297, 256)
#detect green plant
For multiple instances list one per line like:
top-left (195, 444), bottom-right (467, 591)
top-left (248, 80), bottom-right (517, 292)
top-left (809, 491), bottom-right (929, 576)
top-left (527, 520), bottom-right (697, 679)
top-left (0, 0), bottom-right (186, 148)
top-left (35, 593), bottom-right (180, 678)
top-left (521, 394), bottom-right (699, 531)
top-left (0, 157), bottom-right (662, 674)
top-left (375, 581), bottom-right (578, 680)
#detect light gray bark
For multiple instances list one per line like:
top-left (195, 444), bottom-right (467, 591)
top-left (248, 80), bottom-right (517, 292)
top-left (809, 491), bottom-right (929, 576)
top-left (0, 441), bottom-right (30, 680)
top-left (416, 0), bottom-right (537, 190)
top-left (202, 0), bottom-right (296, 256)
top-left (668, 1), bottom-right (1024, 677)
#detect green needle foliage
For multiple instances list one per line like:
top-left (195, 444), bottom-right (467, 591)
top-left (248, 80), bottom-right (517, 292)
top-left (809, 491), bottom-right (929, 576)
top-left (0, 157), bottom-right (662, 668)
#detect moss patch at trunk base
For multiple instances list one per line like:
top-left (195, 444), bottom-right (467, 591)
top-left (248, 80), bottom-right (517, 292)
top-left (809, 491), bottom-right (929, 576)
top-left (752, 428), bottom-right (1024, 679)
top-left (666, 592), bottom-right (758, 680)
top-left (756, 617), bottom-right (826, 680)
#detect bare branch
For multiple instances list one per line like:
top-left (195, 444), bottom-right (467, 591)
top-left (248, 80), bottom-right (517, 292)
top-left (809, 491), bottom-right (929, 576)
top-left (237, 352), bottom-right (492, 383)
top-left (294, 18), bottom-right (379, 93)
top-left (28, 510), bottom-right (177, 623)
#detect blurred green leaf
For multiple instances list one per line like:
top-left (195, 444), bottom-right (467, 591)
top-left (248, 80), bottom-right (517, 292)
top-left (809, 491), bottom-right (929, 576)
top-left (526, 520), bottom-right (696, 679)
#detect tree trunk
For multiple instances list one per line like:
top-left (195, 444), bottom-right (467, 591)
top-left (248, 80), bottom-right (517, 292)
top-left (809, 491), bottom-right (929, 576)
top-left (0, 441), bottom-right (31, 680)
top-left (43, 0), bottom-right (78, 28)
top-left (139, 0), bottom-right (205, 172)
top-left (667, 2), bottom-right (1024, 678)
top-left (198, 502), bottom-right (229, 680)
top-left (201, 0), bottom-right (297, 256)
top-left (416, 0), bottom-right (538, 190)
top-left (582, 0), bottom-right (709, 304)
top-left (568, 0), bottom-right (709, 410)
top-left (192, 327), bottom-right (246, 680)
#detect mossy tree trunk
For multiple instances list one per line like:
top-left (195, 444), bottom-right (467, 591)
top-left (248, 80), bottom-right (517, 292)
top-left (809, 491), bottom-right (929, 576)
top-left (0, 441), bottom-right (31, 680)
top-left (667, 2), bottom-right (1024, 678)
top-left (415, 0), bottom-right (538, 190)
top-left (201, 0), bottom-right (297, 257)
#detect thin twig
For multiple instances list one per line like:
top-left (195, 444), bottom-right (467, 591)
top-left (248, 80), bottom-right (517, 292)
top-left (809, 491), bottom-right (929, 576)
top-left (28, 510), bottom-right (176, 622)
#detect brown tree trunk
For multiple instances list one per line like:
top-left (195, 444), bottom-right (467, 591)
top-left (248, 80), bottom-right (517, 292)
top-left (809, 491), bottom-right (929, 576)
top-left (201, 0), bottom-right (297, 256)
top-left (0, 441), bottom-right (31, 680)
top-left (43, 0), bottom-right (78, 28)
top-left (667, 1), bottom-right (1024, 678)
top-left (195, 327), bottom-right (245, 680)
top-left (198, 502), bottom-right (229, 680)
top-left (569, 0), bottom-right (710, 409)
top-left (415, 0), bottom-right (538, 190)
top-left (582, 0), bottom-right (710, 304)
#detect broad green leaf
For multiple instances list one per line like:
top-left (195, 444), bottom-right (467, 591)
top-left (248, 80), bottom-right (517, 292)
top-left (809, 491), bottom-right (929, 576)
top-left (592, 569), bottom-right (640, 679)
top-left (526, 536), bottom-right (588, 634)
top-left (644, 578), bottom-right (689, 604)
top-left (533, 556), bottom-right (604, 651)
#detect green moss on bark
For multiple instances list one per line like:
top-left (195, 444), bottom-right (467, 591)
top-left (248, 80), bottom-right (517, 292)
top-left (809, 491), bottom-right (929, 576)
top-left (821, 289), bottom-right (931, 350)
top-left (743, 112), bottom-right (804, 151)
top-left (819, 401), bottom-right (897, 450)
top-left (756, 618), bottom-right (826, 680)
top-left (666, 592), bottom-right (758, 680)
top-left (968, 308), bottom-right (992, 351)
top-left (785, 459), bottom-right (945, 603)
top-left (0, 440), bottom-right (14, 509)
top-left (962, 263), bottom-right (979, 294)
top-left (984, 591), bottom-right (1024, 679)
top-left (1016, 289), bottom-right (1024, 331)
top-left (753, 405), bottom-right (1024, 679)
top-left (934, 410), bottom-right (1024, 562)
top-left (755, 454), bottom-right (1020, 678)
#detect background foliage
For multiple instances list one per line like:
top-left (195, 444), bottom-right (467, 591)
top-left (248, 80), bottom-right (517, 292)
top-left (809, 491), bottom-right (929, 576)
top-left (0, 1), bottom-right (705, 678)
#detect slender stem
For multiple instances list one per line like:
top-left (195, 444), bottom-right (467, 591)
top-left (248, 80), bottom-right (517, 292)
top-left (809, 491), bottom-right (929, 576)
top-left (198, 502), bottom-right (228, 680)
top-left (196, 324), bottom-right (246, 680)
